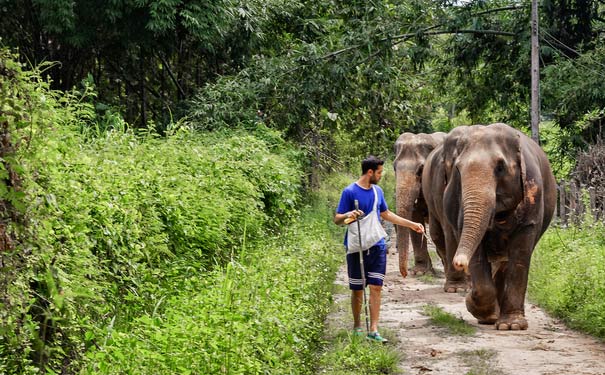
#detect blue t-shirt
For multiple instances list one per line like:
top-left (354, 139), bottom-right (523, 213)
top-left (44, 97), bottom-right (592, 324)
top-left (336, 183), bottom-right (388, 248)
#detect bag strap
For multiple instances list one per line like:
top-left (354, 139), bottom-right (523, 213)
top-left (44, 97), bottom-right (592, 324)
top-left (371, 186), bottom-right (379, 213)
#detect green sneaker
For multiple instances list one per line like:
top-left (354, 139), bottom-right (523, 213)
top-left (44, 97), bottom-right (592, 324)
top-left (352, 327), bottom-right (364, 337)
top-left (366, 331), bottom-right (388, 343)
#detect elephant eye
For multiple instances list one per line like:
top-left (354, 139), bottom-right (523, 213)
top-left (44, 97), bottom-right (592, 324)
top-left (416, 165), bottom-right (424, 177)
top-left (495, 160), bottom-right (506, 175)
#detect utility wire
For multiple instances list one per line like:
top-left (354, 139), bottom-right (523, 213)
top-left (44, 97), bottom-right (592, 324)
top-left (540, 31), bottom-right (605, 80)
top-left (542, 30), bottom-right (605, 72)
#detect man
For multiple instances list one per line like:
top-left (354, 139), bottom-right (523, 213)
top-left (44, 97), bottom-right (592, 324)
top-left (334, 155), bottom-right (425, 343)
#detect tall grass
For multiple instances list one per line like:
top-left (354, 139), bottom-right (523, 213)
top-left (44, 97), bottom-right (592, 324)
top-left (83, 202), bottom-right (343, 374)
top-left (1, 49), bottom-right (345, 374)
top-left (529, 223), bottom-right (605, 338)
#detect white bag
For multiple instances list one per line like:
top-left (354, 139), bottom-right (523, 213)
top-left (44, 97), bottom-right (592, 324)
top-left (346, 186), bottom-right (387, 254)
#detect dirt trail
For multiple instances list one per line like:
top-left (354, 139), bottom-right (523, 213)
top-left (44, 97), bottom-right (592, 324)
top-left (328, 225), bottom-right (605, 374)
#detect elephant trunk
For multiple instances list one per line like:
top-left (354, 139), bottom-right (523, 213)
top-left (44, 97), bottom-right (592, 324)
top-left (395, 171), bottom-right (421, 276)
top-left (452, 167), bottom-right (496, 273)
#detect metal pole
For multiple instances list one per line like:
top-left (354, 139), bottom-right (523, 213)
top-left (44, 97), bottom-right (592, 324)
top-left (354, 199), bottom-right (370, 333)
top-left (531, 0), bottom-right (540, 144)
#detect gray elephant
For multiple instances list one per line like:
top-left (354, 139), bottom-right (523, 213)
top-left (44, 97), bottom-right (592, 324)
top-left (423, 123), bottom-right (556, 330)
top-left (422, 126), bottom-right (472, 293)
top-left (393, 132), bottom-right (445, 278)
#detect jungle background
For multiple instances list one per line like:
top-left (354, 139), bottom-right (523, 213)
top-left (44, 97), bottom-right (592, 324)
top-left (0, 0), bottom-right (604, 373)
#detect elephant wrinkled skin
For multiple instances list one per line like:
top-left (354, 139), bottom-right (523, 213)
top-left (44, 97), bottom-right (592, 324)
top-left (422, 123), bottom-right (556, 330)
top-left (422, 127), bottom-right (472, 293)
top-left (393, 132), bottom-right (445, 279)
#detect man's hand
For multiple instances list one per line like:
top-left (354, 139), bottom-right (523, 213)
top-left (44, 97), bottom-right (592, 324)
top-left (344, 209), bottom-right (364, 224)
top-left (411, 223), bottom-right (425, 234)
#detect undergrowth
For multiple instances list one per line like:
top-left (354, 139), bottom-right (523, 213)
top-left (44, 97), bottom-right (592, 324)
top-left (83, 201), bottom-right (342, 374)
top-left (422, 304), bottom-right (476, 336)
top-left (529, 222), bottom-right (605, 339)
top-left (1, 48), bottom-right (342, 374)
top-left (317, 329), bottom-right (400, 375)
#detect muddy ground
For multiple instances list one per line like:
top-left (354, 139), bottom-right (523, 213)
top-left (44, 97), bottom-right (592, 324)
top-left (326, 224), bottom-right (605, 374)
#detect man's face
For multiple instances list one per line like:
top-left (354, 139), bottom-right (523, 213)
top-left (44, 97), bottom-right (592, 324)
top-left (369, 165), bottom-right (384, 184)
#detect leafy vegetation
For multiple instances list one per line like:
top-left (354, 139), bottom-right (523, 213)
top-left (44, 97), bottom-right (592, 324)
top-left (82, 204), bottom-right (342, 374)
top-left (4, 0), bottom-right (605, 373)
top-left (317, 329), bottom-right (401, 375)
top-left (0, 48), bottom-right (337, 374)
top-left (529, 223), bottom-right (605, 339)
top-left (4, 0), bottom-right (605, 180)
top-left (422, 304), bottom-right (477, 336)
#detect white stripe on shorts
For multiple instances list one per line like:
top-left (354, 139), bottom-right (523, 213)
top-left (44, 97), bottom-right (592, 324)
top-left (368, 272), bottom-right (385, 280)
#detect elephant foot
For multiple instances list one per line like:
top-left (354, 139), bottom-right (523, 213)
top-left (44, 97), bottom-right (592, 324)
top-left (466, 293), bottom-right (499, 324)
top-left (443, 280), bottom-right (470, 293)
top-left (495, 314), bottom-right (528, 330)
top-left (411, 264), bottom-right (434, 276)
top-left (477, 314), bottom-right (499, 325)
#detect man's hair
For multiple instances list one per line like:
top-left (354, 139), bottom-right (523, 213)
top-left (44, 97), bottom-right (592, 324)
top-left (361, 155), bottom-right (384, 174)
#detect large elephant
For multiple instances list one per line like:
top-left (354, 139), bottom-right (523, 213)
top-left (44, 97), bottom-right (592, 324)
top-left (423, 123), bottom-right (556, 330)
top-left (393, 132), bottom-right (445, 278)
top-left (422, 127), bottom-right (472, 293)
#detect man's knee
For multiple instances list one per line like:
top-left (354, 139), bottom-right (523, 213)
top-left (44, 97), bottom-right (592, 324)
top-left (369, 284), bottom-right (382, 293)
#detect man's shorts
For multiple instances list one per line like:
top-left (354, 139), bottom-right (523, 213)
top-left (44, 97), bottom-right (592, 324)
top-left (346, 243), bottom-right (387, 290)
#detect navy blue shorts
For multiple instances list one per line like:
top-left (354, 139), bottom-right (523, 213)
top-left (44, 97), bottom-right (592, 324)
top-left (346, 243), bottom-right (387, 290)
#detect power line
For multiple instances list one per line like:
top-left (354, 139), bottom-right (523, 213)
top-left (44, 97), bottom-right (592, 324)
top-left (542, 30), bottom-right (605, 72)
top-left (540, 31), bottom-right (605, 79)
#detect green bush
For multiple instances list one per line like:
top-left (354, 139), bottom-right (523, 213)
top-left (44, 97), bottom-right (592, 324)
top-left (82, 215), bottom-right (342, 374)
top-left (529, 224), bottom-right (605, 338)
top-left (1, 49), bottom-right (308, 373)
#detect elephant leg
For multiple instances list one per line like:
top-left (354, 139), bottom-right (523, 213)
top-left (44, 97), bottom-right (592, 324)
top-left (495, 227), bottom-right (536, 331)
top-left (410, 209), bottom-right (433, 275)
top-left (443, 227), bottom-right (470, 293)
top-left (466, 245), bottom-right (499, 324)
top-left (428, 216), bottom-right (446, 269)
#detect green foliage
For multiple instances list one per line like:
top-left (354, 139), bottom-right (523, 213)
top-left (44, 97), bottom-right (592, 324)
top-left (185, 1), bottom-right (446, 181)
top-left (0, 47), bottom-right (96, 374)
top-left (0, 0), bottom-right (290, 126)
top-left (0, 50), bottom-right (307, 373)
top-left (317, 329), bottom-right (400, 375)
top-left (22, 128), bottom-right (303, 372)
top-left (539, 121), bottom-right (575, 179)
top-left (422, 304), bottom-right (477, 336)
top-left (431, 107), bottom-right (472, 133)
top-left (434, 2), bottom-right (531, 128)
top-left (80, 177), bottom-right (342, 374)
top-left (529, 224), bottom-right (605, 338)
top-left (541, 46), bottom-right (605, 139)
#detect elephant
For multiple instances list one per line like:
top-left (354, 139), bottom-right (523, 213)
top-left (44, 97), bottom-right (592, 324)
top-left (422, 127), bottom-right (472, 293)
top-left (423, 123), bottom-right (556, 330)
top-left (393, 131), bottom-right (445, 278)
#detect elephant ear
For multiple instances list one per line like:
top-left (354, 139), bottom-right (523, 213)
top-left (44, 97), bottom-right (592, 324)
top-left (442, 127), bottom-right (466, 184)
top-left (517, 132), bottom-right (527, 199)
top-left (517, 133), bottom-right (524, 175)
top-left (393, 135), bottom-right (407, 171)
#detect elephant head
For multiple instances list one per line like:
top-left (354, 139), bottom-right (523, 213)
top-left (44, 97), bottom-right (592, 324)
top-left (443, 123), bottom-right (528, 272)
top-left (440, 123), bottom-right (556, 330)
top-left (393, 132), bottom-right (445, 277)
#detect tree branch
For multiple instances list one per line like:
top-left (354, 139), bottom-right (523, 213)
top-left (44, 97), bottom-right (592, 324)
top-left (472, 5), bottom-right (526, 17)
top-left (156, 52), bottom-right (186, 99)
top-left (319, 29), bottom-right (515, 60)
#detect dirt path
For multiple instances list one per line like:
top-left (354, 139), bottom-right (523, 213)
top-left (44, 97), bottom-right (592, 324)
top-left (328, 225), bottom-right (605, 374)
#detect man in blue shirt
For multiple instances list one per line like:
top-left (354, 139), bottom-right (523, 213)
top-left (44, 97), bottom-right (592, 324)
top-left (334, 156), bottom-right (425, 343)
